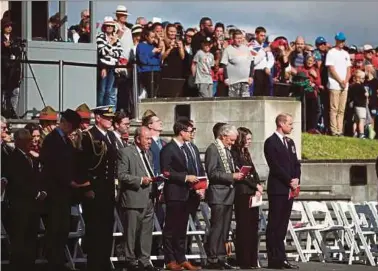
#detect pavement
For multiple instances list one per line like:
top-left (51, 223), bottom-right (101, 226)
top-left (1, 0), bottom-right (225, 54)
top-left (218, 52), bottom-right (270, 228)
top-left (255, 261), bottom-right (377, 271)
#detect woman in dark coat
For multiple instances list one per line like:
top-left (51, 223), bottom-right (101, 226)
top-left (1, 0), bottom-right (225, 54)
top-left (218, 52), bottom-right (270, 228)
top-left (231, 127), bottom-right (263, 269)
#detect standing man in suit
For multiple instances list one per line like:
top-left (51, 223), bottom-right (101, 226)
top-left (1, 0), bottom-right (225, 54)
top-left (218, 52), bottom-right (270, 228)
top-left (264, 113), bottom-right (301, 269)
top-left (118, 126), bottom-right (160, 271)
top-left (160, 120), bottom-right (201, 271)
top-left (77, 106), bottom-right (118, 271)
top-left (7, 129), bottom-right (47, 271)
top-left (205, 124), bottom-right (244, 269)
top-left (40, 109), bottom-right (82, 271)
top-left (111, 111), bottom-right (131, 150)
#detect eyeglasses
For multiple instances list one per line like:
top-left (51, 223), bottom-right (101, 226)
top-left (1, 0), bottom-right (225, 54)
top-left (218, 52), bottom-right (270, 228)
top-left (318, 42), bottom-right (327, 46)
top-left (186, 34), bottom-right (194, 38)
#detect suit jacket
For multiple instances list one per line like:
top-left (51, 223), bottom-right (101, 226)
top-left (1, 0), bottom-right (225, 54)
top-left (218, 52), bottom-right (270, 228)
top-left (186, 142), bottom-right (206, 177)
top-left (40, 128), bottom-right (76, 201)
top-left (110, 131), bottom-right (128, 150)
top-left (231, 148), bottom-right (261, 196)
top-left (78, 126), bottom-right (118, 199)
top-left (1, 142), bottom-right (13, 180)
top-left (204, 143), bottom-right (235, 205)
top-left (264, 133), bottom-right (301, 195)
top-left (117, 144), bottom-right (153, 208)
top-left (160, 140), bottom-right (195, 202)
top-left (150, 138), bottom-right (166, 176)
top-left (7, 148), bottom-right (41, 207)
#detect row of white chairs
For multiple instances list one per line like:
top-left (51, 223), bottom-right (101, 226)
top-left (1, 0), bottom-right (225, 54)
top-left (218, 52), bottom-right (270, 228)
top-left (282, 201), bottom-right (378, 266)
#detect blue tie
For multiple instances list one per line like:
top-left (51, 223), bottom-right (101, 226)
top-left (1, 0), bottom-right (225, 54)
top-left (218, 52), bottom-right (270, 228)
top-left (156, 139), bottom-right (162, 150)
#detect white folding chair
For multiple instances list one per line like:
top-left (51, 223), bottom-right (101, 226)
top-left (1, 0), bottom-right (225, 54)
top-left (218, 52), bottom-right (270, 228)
top-left (287, 201), bottom-right (323, 262)
top-left (303, 201), bottom-right (348, 263)
top-left (337, 201), bottom-right (377, 266)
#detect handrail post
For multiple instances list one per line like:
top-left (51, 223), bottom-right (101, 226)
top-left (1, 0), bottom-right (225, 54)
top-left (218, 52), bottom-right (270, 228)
top-left (59, 60), bottom-right (63, 113)
top-left (133, 63), bottom-right (140, 121)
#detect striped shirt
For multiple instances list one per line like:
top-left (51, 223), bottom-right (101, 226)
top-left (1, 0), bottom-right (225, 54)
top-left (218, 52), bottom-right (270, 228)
top-left (97, 32), bottom-right (123, 67)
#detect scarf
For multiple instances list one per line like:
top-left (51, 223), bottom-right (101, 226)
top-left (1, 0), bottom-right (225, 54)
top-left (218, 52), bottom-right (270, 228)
top-left (214, 140), bottom-right (231, 173)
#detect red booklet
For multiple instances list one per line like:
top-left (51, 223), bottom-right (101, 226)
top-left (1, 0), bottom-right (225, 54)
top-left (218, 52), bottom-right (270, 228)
top-left (191, 176), bottom-right (208, 190)
top-left (289, 186), bottom-right (300, 199)
top-left (152, 174), bottom-right (168, 182)
top-left (240, 166), bottom-right (252, 175)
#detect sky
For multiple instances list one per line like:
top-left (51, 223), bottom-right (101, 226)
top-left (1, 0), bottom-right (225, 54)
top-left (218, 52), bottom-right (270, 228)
top-left (52, 1), bottom-right (378, 47)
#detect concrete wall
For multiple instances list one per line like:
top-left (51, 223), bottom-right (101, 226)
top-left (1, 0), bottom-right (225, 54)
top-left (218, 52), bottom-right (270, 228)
top-left (139, 97), bottom-right (302, 177)
top-left (301, 162), bottom-right (378, 202)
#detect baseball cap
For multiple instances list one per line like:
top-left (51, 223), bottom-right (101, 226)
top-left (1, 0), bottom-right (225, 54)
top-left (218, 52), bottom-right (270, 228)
top-left (363, 44), bottom-right (373, 51)
top-left (315, 36), bottom-right (327, 45)
top-left (335, 32), bottom-right (346, 41)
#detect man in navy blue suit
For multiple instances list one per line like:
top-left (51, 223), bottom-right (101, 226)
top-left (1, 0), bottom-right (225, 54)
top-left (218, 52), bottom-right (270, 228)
top-left (264, 113), bottom-right (301, 269)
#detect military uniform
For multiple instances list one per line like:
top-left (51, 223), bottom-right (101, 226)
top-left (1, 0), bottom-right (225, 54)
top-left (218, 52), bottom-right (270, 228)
top-left (38, 106), bottom-right (58, 146)
top-left (77, 106), bottom-right (118, 271)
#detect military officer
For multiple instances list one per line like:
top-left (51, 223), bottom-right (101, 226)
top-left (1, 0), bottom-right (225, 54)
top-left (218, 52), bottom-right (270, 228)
top-left (77, 106), bottom-right (118, 271)
top-left (38, 105), bottom-right (58, 145)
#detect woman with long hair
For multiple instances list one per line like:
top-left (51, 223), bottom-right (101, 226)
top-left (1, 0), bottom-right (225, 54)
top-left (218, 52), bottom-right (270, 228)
top-left (231, 127), bottom-right (262, 269)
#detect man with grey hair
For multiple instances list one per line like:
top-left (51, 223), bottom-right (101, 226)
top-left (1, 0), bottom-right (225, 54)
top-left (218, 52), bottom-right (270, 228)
top-left (118, 126), bottom-right (159, 271)
top-left (264, 113), bottom-right (301, 269)
top-left (7, 128), bottom-right (46, 271)
top-left (205, 124), bottom-right (244, 269)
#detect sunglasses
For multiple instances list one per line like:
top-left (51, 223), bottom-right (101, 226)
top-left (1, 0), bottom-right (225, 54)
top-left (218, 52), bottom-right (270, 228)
top-left (186, 34), bottom-right (194, 37)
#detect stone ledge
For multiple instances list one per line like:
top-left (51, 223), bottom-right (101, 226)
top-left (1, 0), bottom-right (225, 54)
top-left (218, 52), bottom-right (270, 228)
top-left (140, 96), bottom-right (297, 103)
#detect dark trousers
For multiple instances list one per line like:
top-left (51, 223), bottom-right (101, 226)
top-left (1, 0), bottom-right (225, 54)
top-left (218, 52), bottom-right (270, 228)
top-left (116, 75), bottom-right (134, 117)
top-left (151, 201), bottom-right (165, 267)
top-left (9, 204), bottom-right (40, 271)
top-left (266, 195), bottom-right (293, 265)
top-left (45, 199), bottom-right (71, 271)
top-left (234, 194), bottom-right (259, 267)
top-left (320, 89), bottom-right (330, 133)
top-left (163, 201), bottom-right (190, 264)
top-left (253, 70), bottom-right (271, 96)
top-left (306, 97), bottom-right (320, 131)
top-left (82, 197), bottom-right (115, 271)
top-left (139, 71), bottom-right (161, 98)
top-left (122, 200), bottom-right (154, 267)
top-left (207, 204), bottom-right (233, 263)
top-left (186, 195), bottom-right (200, 254)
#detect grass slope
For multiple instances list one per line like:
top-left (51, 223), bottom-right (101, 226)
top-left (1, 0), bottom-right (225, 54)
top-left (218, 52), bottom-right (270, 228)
top-left (302, 133), bottom-right (378, 160)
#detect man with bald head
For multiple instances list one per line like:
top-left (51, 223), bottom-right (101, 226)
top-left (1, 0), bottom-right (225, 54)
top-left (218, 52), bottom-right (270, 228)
top-left (290, 36), bottom-right (307, 68)
top-left (118, 126), bottom-right (160, 271)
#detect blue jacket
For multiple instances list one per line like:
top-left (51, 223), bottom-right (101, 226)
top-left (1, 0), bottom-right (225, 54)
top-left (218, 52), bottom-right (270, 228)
top-left (136, 42), bottom-right (162, 73)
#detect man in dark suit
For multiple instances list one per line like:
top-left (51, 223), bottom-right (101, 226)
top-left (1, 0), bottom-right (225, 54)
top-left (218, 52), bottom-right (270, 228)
top-left (39, 109), bottom-right (82, 271)
top-left (118, 126), bottom-right (160, 271)
top-left (142, 113), bottom-right (166, 264)
top-left (77, 106), bottom-right (118, 271)
top-left (264, 113), bottom-right (301, 269)
top-left (111, 111), bottom-right (131, 150)
top-left (160, 120), bottom-right (201, 271)
top-left (7, 128), bottom-right (47, 271)
top-left (205, 124), bottom-right (243, 269)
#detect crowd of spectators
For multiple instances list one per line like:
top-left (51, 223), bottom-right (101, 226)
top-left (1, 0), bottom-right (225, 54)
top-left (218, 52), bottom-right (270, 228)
top-left (2, 5), bottom-right (378, 139)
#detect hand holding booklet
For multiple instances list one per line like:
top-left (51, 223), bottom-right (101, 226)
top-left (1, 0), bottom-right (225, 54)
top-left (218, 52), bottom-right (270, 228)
top-left (191, 176), bottom-right (208, 190)
top-left (152, 174), bottom-right (168, 182)
top-left (289, 185), bottom-right (300, 199)
top-left (239, 166), bottom-right (252, 175)
top-left (249, 193), bottom-right (262, 208)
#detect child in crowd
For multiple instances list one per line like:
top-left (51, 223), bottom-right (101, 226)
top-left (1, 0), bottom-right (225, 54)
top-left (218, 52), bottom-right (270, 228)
top-left (349, 70), bottom-right (369, 138)
top-left (192, 37), bottom-right (215, 97)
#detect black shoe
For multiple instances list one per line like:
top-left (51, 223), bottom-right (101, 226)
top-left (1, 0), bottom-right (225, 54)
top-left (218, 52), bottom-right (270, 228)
top-left (267, 263), bottom-right (284, 269)
top-left (221, 262), bottom-right (239, 270)
top-left (206, 262), bottom-right (223, 270)
top-left (144, 265), bottom-right (161, 271)
top-left (127, 263), bottom-right (139, 271)
top-left (283, 261), bottom-right (299, 269)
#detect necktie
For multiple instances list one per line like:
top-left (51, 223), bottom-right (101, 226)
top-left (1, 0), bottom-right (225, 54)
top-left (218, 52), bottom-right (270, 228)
top-left (156, 139), bottom-right (162, 150)
top-left (283, 137), bottom-right (289, 149)
top-left (141, 150), bottom-right (154, 178)
top-left (225, 147), bottom-right (235, 173)
top-left (24, 153), bottom-right (33, 168)
top-left (180, 146), bottom-right (189, 167)
top-left (187, 143), bottom-right (199, 176)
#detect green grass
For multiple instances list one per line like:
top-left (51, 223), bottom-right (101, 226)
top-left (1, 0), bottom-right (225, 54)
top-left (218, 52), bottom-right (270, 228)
top-left (302, 133), bottom-right (378, 160)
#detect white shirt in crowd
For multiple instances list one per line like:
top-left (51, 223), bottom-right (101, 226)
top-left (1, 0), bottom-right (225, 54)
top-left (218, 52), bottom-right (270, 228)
top-left (248, 40), bottom-right (275, 71)
top-left (116, 22), bottom-right (134, 60)
top-left (325, 48), bottom-right (351, 91)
